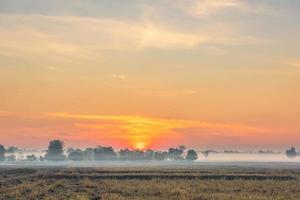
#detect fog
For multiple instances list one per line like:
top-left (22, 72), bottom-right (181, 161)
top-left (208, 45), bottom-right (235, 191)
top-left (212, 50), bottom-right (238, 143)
top-left (200, 152), bottom-right (300, 162)
top-left (2, 150), bottom-right (300, 166)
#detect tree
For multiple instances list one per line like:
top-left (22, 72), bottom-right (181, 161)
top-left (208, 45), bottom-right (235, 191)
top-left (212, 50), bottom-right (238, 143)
top-left (6, 146), bottom-right (18, 154)
top-left (145, 149), bottom-right (154, 160)
top-left (154, 151), bottom-right (168, 160)
top-left (185, 149), bottom-right (198, 161)
top-left (131, 150), bottom-right (145, 160)
top-left (179, 145), bottom-right (186, 152)
top-left (119, 148), bottom-right (132, 160)
top-left (83, 148), bottom-right (95, 161)
top-left (202, 150), bottom-right (210, 159)
top-left (44, 140), bottom-right (66, 161)
top-left (168, 147), bottom-right (184, 160)
top-left (6, 155), bottom-right (16, 162)
top-left (39, 156), bottom-right (45, 161)
top-left (0, 145), bottom-right (5, 161)
top-left (67, 148), bottom-right (75, 154)
top-left (68, 149), bottom-right (85, 161)
top-left (26, 154), bottom-right (38, 162)
top-left (286, 147), bottom-right (297, 159)
top-left (94, 146), bottom-right (117, 160)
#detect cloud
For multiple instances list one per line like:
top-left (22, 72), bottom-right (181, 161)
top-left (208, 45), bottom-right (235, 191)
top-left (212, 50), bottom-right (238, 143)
top-left (46, 113), bottom-right (265, 135)
top-left (0, 14), bottom-right (262, 60)
top-left (191, 0), bottom-right (243, 16)
top-left (286, 61), bottom-right (300, 69)
top-left (0, 112), bottom-right (296, 149)
top-left (112, 74), bottom-right (126, 80)
top-left (0, 15), bottom-right (200, 54)
top-left (185, 0), bottom-right (268, 17)
top-left (49, 112), bottom-right (268, 148)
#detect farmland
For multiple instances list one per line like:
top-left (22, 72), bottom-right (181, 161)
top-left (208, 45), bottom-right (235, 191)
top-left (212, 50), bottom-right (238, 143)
top-left (0, 163), bottom-right (300, 200)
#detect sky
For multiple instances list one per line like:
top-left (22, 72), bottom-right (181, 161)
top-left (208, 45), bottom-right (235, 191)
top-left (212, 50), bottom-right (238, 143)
top-left (0, 0), bottom-right (300, 150)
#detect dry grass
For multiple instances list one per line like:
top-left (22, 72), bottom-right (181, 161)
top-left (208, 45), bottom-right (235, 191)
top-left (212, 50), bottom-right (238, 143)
top-left (0, 167), bottom-right (299, 200)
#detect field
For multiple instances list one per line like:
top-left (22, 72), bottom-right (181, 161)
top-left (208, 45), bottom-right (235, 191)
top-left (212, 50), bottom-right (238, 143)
top-left (1, 163), bottom-right (300, 200)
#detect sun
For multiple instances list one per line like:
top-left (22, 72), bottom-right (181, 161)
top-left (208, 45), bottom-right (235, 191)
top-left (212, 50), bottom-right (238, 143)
top-left (134, 142), bottom-right (146, 150)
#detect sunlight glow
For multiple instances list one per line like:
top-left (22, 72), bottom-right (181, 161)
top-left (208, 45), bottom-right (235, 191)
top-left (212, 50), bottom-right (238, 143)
top-left (134, 142), bottom-right (146, 150)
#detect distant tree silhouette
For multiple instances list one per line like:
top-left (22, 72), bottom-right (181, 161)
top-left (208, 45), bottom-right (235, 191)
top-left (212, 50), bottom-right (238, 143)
top-left (145, 149), bottom-right (154, 160)
top-left (168, 147), bottom-right (184, 160)
top-left (185, 149), bottom-right (198, 161)
top-left (39, 156), bottom-right (45, 161)
top-left (179, 145), bottom-right (186, 152)
top-left (154, 151), bottom-right (168, 160)
top-left (286, 147), bottom-right (297, 159)
top-left (68, 149), bottom-right (85, 161)
top-left (44, 140), bottom-right (66, 161)
top-left (26, 154), bottom-right (38, 162)
top-left (131, 150), bottom-right (145, 160)
top-left (119, 148), bottom-right (147, 160)
top-left (202, 150), bottom-right (210, 159)
top-left (6, 146), bottom-right (18, 154)
top-left (67, 148), bottom-right (75, 154)
top-left (6, 155), bottom-right (16, 162)
top-left (0, 145), bottom-right (5, 161)
top-left (94, 146), bottom-right (117, 160)
top-left (83, 148), bottom-right (95, 160)
top-left (119, 148), bottom-right (132, 160)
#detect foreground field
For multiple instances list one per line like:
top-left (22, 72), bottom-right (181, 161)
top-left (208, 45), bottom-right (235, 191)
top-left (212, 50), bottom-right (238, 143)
top-left (0, 165), bottom-right (300, 200)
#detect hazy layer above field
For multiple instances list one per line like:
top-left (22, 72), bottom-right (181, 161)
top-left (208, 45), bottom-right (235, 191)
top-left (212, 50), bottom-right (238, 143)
top-left (1, 161), bottom-right (300, 171)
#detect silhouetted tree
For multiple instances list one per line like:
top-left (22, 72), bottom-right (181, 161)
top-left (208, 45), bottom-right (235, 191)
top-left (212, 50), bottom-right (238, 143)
top-left (6, 155), bottom-right (16, 162)
top-left (0, 145), bottom-right (5, 161)
top-left (6, 146), bottom-right (18, 154)
top-left (185, 149), bottom-right (198, 161)
top-left (168, 147), bottom-right (184, 160)
top-left (154, 151), bottom-right (168, 160)
top-left (94, 146), bottom-right (117, 160)
top-left (67, 148), bottom-right (75, 154)
top-left (119, 148), bottom-right (132, 160)
top-left (44, 140), bottom-right (66, 161)
top-left (118, 148), bottom-right (148, 160)
top-left (131, 150), bottom-right (145, 160)
top-left (179, 145), bottom-right (186, 152)
top-left (286, 147), bottom-right (297, 159)
top-left (83, 148), bottom-right (95, 160)
top-left (26, 154), bottom-right (38, 162)
top-left (39, 156), bottom-right (45, 161)
top-left (68, 149), bottom-right (85, 161)
top-left (145, 149), bottom-right (154, 160)
top-left (202, 150), bottom-right (210, 159)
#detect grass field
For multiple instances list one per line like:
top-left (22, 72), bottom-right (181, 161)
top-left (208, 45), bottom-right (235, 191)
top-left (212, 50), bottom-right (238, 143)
top-left (0, 164), bottom-right (300, 200)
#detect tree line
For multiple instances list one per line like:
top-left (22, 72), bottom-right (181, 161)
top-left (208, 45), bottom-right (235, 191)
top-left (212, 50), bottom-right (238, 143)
top-left (0, 140), bottom-right (198, 162)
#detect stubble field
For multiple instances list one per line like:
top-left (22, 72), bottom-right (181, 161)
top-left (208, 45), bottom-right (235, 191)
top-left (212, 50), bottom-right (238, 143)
top-left (0, 164), bottom-right (300, 200)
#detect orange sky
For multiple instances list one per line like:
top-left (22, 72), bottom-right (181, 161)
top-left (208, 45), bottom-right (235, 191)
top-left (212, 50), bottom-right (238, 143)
top-left (0, 0), bottom-right (300, 150)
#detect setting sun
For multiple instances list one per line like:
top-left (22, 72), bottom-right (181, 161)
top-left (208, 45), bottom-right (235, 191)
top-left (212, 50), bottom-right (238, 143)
top-left (134, 142), bottom-right (146, 150)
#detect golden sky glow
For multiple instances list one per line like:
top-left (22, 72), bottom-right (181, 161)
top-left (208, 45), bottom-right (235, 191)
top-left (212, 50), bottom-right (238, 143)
top-left (0, 0), bottom-right (300, 149)
top-left (48, 112), bottom-right (270, 149)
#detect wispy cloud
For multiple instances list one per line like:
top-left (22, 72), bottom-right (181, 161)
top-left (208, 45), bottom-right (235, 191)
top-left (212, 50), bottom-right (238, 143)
top-left (0, 112), bottom-right (296, 149)
top-left (0, 14), bottom-right (262, 58)
top-left (49, 112), bottom-right (268, 148)
top-left (111, 74), bottom-right (127, 80)
top-left (286, 61), bottom-right (300, 69)
top-left (184, 0), bottom-right (268, 17)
